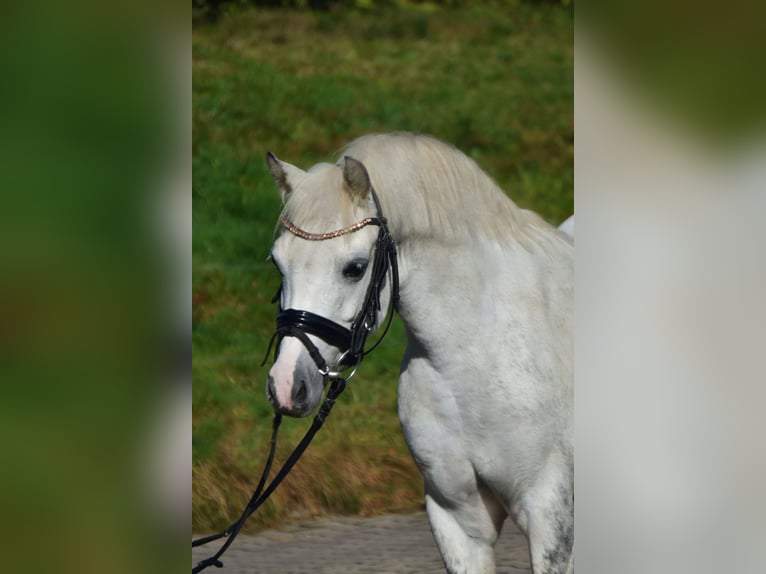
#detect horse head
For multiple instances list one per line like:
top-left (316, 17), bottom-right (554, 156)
top-left (264, 152), bottom-right (396, 417)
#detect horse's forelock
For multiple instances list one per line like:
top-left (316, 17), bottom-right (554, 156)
top-left (280, 162), bottom-right (361, 235)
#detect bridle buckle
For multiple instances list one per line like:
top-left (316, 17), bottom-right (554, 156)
top-left (318, 349), bottom-right (363, 382)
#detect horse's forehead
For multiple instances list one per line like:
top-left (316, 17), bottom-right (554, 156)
top-left (276, 237), bottom-right (328, 278)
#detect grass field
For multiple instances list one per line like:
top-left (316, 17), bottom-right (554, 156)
top-left (193, 2), bottom-right (573, 533)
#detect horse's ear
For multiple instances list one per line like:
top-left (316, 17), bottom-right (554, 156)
top-left (266, 152), bottom-right (305, 201)
top-left (342, 156), bottom-right (371, 202)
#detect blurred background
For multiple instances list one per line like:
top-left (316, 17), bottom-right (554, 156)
top-left (0, 2), bottom-right (188, 573)
top-left (191, 0), bottom-right (573, 537)
top-left (577, 2), bottom-right (766, 572)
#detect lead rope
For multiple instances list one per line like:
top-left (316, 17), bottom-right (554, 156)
top-left (193, 186), bottom-right (398, 572)
top-left (191, 376), bottom-right (347, 573)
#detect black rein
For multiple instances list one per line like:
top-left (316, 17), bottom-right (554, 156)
top-left (192, 187), bottom-right (398, 573)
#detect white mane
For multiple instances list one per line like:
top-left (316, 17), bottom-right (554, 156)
top-left (283, 132), bottom-right (565, 253)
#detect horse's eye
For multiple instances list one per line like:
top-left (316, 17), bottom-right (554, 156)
top-left (342, 260), bottom-right (368, 280)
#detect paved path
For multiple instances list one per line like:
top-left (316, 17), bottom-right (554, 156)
top-left (193, 512), bottom-right (531, 573)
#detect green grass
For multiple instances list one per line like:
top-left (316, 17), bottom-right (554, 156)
top-left (193, 3), bottom-right (572, 533)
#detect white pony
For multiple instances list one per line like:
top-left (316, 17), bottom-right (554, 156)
top-left (265, 133), bottom-right (573, 574)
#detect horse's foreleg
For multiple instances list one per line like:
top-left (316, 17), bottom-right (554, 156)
top-left (518, 456), bottom-right (574, 574)
top-left (424, 479), bottom-right (505, 574)
top-left (398, 358), bottom-right (506, 573)
top-left (525, 502), bottom-right (574, 574)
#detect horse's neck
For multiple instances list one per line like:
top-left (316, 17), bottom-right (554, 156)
top-left (395, 238), bottom-right (510, 363)
top-left (394, 232), bottom-right (572, 370)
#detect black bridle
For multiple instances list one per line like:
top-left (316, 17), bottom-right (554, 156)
top-left (268, 186), bottom-right (399, 377)
top-left (192, 187), bottom-right (399, 573)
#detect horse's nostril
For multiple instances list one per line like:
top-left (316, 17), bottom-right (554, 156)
top-left (294, 380), bottom-right (308, 404)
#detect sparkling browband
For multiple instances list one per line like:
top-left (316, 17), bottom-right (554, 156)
top-left (280, 214), bottom-right (380, 241)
